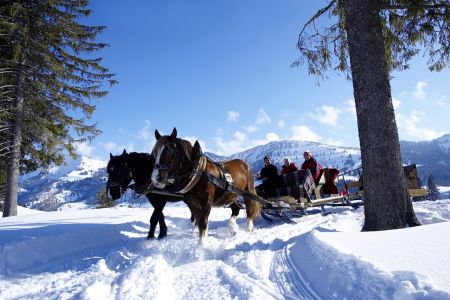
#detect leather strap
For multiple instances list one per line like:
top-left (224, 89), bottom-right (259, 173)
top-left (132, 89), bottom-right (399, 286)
top-left (176, 155), bottom-right (207, 194)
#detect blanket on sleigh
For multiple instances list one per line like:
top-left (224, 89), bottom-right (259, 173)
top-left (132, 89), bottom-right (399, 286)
top-left (265, 169), bottom-right (316, 200)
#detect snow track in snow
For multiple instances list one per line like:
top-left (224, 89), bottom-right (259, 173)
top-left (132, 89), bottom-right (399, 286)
top-left (1, 203), bottom-right (450, 299)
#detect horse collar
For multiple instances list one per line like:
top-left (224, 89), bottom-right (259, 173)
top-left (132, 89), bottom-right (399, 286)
top-left (176, 156), bottom-right (207, 194)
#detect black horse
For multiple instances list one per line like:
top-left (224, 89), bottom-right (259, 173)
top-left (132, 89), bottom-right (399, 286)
top-left (107, 150), bottom-right (182, 239)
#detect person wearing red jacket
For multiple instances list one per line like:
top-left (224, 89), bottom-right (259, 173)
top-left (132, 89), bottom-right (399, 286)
top-left (301, 150), bottom-right (321, 181)
top-left (281, 157), bottom-right (298, 175)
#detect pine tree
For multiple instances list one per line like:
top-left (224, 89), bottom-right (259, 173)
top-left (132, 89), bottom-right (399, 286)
top-left (96, 188), bottom-right (114, 209)
top-left (294, 0), bottom-right (449, 230)
top-left (1, 0), bottom-right (116, 217)
top-left (426, 174), bottom-right (440, 201)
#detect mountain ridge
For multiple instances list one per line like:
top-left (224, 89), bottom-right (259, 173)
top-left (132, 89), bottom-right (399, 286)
top-left (17, 134), bottom-right (450, 210)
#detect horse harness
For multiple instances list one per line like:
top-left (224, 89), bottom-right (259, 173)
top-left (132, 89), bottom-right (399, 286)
top-left (174, 155), bottom-right (268, 205)
top-left (127, 153), bottom-right (268, 205)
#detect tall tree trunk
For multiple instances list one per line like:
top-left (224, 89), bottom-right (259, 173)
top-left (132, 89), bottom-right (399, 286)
top-left (342, 0), bottom-right (420, 230)
top-left (3, 61), bottom-right (25, 217)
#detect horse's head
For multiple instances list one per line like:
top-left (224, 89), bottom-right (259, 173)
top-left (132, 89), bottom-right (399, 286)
top-left (106, 149), bottom-right (133, 200)
top-left (151, 127), bottom-right (202, 189)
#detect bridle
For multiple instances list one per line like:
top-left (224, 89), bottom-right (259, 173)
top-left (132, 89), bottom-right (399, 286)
top-left (106, 159), bottom-right (133, 197)
top-left (153, 139), bottom-right (194, 187)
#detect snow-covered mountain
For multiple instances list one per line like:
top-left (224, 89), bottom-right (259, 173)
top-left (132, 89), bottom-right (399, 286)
top-left (17, 134), bottom-right (450, 211)
top-left (400, 134), bottom-right (450, 186)
top-left (18, 156), bottom-right (107, 211)
top-left (436, 134), bottom-right (450, 152)
top-left (207, 140), bottom-right (361, 174)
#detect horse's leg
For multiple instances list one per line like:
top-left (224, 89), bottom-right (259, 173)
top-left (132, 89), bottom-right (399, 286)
top-left (157, 199), bottom-right (168, 239)
top-left (246, 211), bottom-right (254, 232)
top-left (198, 199), bottom-right (212, 245)
top-left (228, 201), bottom-right (240, 235)
top-left (147, 198), bottom-right (158, 239)
top-left (185, 200), bottom-right (200, 235)
top-left (147, 197), bottom-right (167, 239)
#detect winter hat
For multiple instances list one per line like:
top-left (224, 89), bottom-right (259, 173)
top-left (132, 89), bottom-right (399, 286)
top-left (303, 150), bottom-right (311, 156)
top-left (263, 155), bottom-right (271, 160)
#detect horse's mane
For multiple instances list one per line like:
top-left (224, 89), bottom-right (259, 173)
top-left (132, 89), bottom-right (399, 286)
top-left (127, 152), bottom-right (154, 184)
top-left (178, 139), bottom-right (194, 161)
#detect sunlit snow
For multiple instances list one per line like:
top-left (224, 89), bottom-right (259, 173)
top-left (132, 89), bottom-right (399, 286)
top-left (1, 200), bottom-right (450, 299)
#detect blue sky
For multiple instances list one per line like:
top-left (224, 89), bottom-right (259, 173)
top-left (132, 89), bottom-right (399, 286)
top-left (75, 1), bottom-right (450, 159)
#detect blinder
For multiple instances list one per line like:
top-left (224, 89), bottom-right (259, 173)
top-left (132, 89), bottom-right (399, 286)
top-left (153, 141), bottom-right (183, 186)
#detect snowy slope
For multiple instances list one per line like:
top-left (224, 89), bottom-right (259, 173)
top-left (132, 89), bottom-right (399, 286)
top-left (1, 201), bottom-right (450, 299)
top-left (16, 134), bottom-right (450, 211)
top-left (227, 140), bottom-right (361, 174)
top-left (18, 142), bottom-right (362, 211)
top-left (18, 156), bottom-right (108, 211)
top-left (436, 134), bottom-right (450, 152)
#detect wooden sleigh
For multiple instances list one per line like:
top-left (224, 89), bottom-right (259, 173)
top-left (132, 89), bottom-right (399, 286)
top-left (339, 164), bottom-right (427, 202)
top-left (258, 168), bottom-right (357, 223)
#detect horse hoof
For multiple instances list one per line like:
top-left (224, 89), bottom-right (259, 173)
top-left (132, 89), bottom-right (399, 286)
top-left (157, 232), bottom-right (167, 239)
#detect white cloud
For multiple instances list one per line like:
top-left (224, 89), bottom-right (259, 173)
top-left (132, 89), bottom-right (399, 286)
top-left (214, 137), bottom-right (245, 156)
top-left (345, 99), bottom-right (356, 117)
top-left (436, 96), bottom-right (448, 107)
top-left (392, 98), bottom-right (401, 110)
top-left (249, 132), bottom-right (280, 148)
top-left (234, 131), bottom-right (246, 141)
top-left (102, 142), bottom-right (134, 154)
top-left (312, 105), bottom-right (342, 127)
top-left (137, 120), bottom-right (152, 140)
top-left (413, 81), bottom-right (427, 100)
top-left (227, 111), bottom-right (240, 122)
top-left (325, 138), bottom-right (345, 147)
top-left (290, 125), bottom-right (321, 142)
top-left (278, 120), bottom-right (286, 128)
top-left (213, 131), bottom-right (279, 156)
top-left (244, 125), bottom-right (258, 133)
top-left (75, 141), bottom-right (95, 156)
top-left (256, 108), bottom-right (271, 125)
top-left (142, 141), bottom-right (156, 154)
top-left (183, 136), bottom-right (209, 152)
top-left (397, 110), bottom-right (445, 140)
top-left (216, 128), bottom-right (224, 135)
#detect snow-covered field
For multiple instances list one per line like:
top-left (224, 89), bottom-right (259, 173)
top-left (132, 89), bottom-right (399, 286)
top-left (1, 201), bottom-right (450, 300)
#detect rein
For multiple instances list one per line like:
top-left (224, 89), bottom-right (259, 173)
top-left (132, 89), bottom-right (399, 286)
top-left (128, 182), bottom-right (184, 198)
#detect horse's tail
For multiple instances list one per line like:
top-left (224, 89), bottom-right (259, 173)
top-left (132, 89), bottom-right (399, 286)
top-left (244, 162), bottom-right (261, 220)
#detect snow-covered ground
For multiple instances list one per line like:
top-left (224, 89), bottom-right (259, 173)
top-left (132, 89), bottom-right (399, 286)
top-left (1, 201), bottom-right (450, 300)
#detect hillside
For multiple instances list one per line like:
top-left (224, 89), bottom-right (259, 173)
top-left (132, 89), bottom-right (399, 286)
top-left (401, 134), bottom-right (450, 186)
top-left (15, 134), bottom-right (450, 210)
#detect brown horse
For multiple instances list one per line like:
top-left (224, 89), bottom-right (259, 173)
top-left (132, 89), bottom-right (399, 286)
top-left (150, 128), bottom-right (261, 243)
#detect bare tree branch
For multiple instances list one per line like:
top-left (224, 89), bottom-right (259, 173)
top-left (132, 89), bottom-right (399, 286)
top-left (298, 0), bottom-right (337, 38)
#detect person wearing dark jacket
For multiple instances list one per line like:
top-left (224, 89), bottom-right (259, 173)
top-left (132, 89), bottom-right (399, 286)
top-left (301, 150), bottom-right (321, 181)
top-left (256, 155), bottom-right (281, 195)
top-left (281, 157), bottom-right (298, 175)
